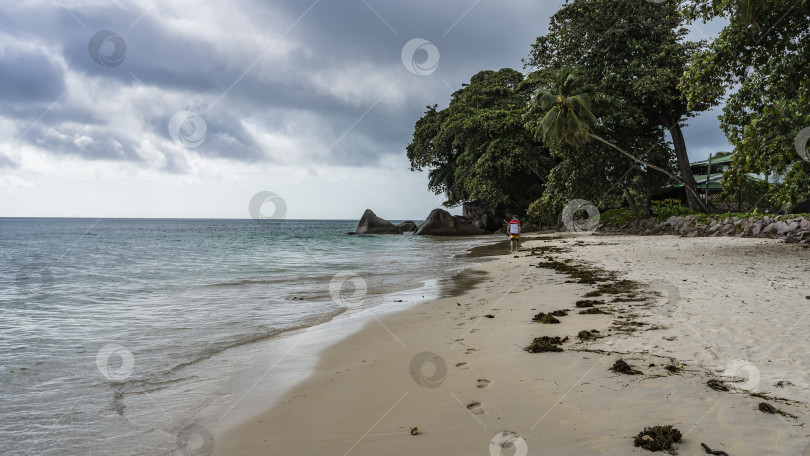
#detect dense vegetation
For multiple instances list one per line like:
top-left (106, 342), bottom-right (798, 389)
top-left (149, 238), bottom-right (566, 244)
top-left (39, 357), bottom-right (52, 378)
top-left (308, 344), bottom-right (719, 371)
top-left (406, 0), bottom-right (809, 224)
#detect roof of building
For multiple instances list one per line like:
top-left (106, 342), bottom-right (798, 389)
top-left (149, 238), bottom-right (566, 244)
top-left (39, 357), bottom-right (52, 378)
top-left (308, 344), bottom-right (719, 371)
top-left (690, 153), bottom-right (734, 167)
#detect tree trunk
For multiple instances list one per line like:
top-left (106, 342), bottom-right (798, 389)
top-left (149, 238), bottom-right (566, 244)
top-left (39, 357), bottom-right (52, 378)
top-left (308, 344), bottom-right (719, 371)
top-left (668, 123), bottom-right (704, 212)
top-left (588, 133), bottom-right (707, 212)
top-left (623, 186), bottom-right (639, 215)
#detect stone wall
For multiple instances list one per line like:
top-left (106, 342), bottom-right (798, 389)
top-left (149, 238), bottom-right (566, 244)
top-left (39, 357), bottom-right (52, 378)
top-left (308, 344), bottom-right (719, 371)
top-left (598, 214), bottom-right (810, 244)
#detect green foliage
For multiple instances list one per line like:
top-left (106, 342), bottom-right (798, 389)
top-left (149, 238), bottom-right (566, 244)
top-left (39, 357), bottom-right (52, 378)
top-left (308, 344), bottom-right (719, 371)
top-left (406, 69), bottom-right (552, 211)
top-left (599, 208), bottom-right (638, 227)
top-left (718, 172), bottom-right (772, 208)
top-left (681, 0), bottom-right (810, 205)
top-left (523, 0), bottom-right (708, 217)
top-left (651, 199), bottom-right (695, 222)
top-left (524, 67), bottom-right (596, 147)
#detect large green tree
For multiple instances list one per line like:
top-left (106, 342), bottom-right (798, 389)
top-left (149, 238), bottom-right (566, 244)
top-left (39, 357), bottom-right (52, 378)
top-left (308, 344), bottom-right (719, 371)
top-left (524, 67), bottom-right (705, 218)
top-left (406, 68), bottom-right (553, 213)
top-left (526, 0), bottom-right (708, 211)
top-left (681, 0), bottom-right (810, 206)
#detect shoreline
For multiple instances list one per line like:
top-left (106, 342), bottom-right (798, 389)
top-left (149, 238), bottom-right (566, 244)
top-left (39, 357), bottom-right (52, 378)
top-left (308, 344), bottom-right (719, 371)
top-left (208, 233), bottom-right (810, 455)
top-left (181, 235), bottom-right (502, 454)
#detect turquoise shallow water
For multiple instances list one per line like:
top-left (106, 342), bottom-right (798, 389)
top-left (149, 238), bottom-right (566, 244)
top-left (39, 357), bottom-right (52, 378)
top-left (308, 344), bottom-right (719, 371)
top-left (0, 218), bottom-right (494, 455)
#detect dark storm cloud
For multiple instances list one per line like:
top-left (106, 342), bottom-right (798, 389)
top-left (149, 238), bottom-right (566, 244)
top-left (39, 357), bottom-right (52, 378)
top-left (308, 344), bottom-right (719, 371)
top-left (0, 0), bottom-right (728, 171)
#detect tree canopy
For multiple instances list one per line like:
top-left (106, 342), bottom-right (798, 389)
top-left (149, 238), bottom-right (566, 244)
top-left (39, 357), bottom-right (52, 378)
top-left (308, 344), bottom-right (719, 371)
top-left (681, 0), bottom-right (810, 206)
top-left (525, 0), bottom-right (709, 212)
top-left (406, 68), bottom-right (552, 213)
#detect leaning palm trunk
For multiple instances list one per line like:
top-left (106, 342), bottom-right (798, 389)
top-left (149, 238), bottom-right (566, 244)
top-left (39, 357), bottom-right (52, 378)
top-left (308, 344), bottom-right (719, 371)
top-left (588, 133), bottom-right (707, 212)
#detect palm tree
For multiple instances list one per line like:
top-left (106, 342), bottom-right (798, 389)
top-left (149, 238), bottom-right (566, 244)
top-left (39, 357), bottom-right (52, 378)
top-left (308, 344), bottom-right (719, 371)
top-left (525, 67), bottom-right (707, 211)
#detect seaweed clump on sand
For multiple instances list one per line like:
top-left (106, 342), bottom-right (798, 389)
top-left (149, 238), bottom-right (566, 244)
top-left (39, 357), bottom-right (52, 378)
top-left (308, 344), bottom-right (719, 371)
top-left (707, 379), bottom-right (729, 392)
top-left (665, 364), bottom-right (681, 373)
top-left (532, 309), bottom-right (569, 324)
top-left (758, 402), bottom-right (798, 419)
top-left (525, 336), bottom-right (568, 353)
top-left (579, 308), bottom-right (610, 315)
top-left (534, 260), bottom-right (610, 285)
top-left (610, 358), bottom-right (642, 375)
top-left (532, 313), bottom-right (560, 324)
top-left (584, 279), bottom-right (640, 298)
top-left (575, 299), bottom-right (603, 308)
top-left (577, 329), bottom-right (601, 340)
top-left (633, 425), bottom-right (682, 452)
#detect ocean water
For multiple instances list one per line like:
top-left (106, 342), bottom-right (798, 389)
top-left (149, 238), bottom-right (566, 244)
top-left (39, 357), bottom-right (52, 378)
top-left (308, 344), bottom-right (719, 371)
top-left (0, 218), bottom-right (495, 455)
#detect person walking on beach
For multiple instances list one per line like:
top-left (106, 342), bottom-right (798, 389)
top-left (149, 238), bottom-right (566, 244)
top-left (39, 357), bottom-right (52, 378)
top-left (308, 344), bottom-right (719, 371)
top-left (507, 215), bottom-right (521, 252)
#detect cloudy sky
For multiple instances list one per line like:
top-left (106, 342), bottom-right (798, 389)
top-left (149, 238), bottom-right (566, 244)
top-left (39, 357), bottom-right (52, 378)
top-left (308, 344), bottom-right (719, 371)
top-left (0, 0), bottom-right (728, 219)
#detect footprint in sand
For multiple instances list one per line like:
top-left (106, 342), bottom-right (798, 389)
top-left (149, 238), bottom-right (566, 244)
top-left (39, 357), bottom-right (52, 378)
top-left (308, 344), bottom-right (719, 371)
top-left (456, 362), bottom-right (469, 369)
top-left (476, 379), bottom-right (491, 389)
top-left (465, 348), bottom-right (478, 354)
top-left (466, 401), bottom-right (485, 415)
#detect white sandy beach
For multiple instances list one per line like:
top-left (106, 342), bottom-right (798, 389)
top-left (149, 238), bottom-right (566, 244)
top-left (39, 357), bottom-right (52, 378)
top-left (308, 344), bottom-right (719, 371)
top-left (209, 233), bottom-right (810, 455)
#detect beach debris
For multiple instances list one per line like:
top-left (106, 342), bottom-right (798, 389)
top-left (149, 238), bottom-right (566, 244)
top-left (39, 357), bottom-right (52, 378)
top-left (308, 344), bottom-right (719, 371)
top-left (700, 443), bottom-right (729, 455)
top-left (585, 279), bottom-right (641, 298)
top-left (758, 402), bottom-right (797, 418)
top-left (531, 312), bottom-right (560, 324)
top-left (577, 329), bottom-right (601, 340)
top-left (534, 260), bottom-right (610, 284)
top-left (665, 364), bottom-right (681, 373)
top-left (575, 299), bottom-right (603, 308)
top-left (707, 379), bottom-right (730, 392)
top-left (484, 314), bottom-right (495, 318)
top-left (610, 358), bottom-right (642, 375)
top-left (394, 299), bottom-right (403, 302)
top-left (524, 336), bottom-right (568, 353)
top-left (632, 425), bottom-right (682, 452)
top-left (578, 308), bottom-right (610, 315)
top-left (410, 426), bottom-right (419, 435)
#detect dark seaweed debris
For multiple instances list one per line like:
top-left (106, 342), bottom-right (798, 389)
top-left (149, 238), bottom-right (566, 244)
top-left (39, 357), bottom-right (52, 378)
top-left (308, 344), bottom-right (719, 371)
top-left (633, 425), bottom-right (682, 452)
top-left (534, 260), bottom-right (611, 284)
top-left (578, 308), bottom-right (610, 315)
top-left (525, 336), bottom-right (568, 353)
top-left (707, 379), bottom-right (729, 392)
top-left (610, 358), bottom-right (642, 375)
top-left (532, 313), bottom-right (560, 324)
top-left (758, 402), bottom-right (798, 419)
top-left (585, 279), bottom-right (641, 297)
top-left (577, 329), bottom-right (601, 340)
top-left (575, 299), bottom-right (603, 308)
top-left (532, 309), bottom-right (568, 324)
